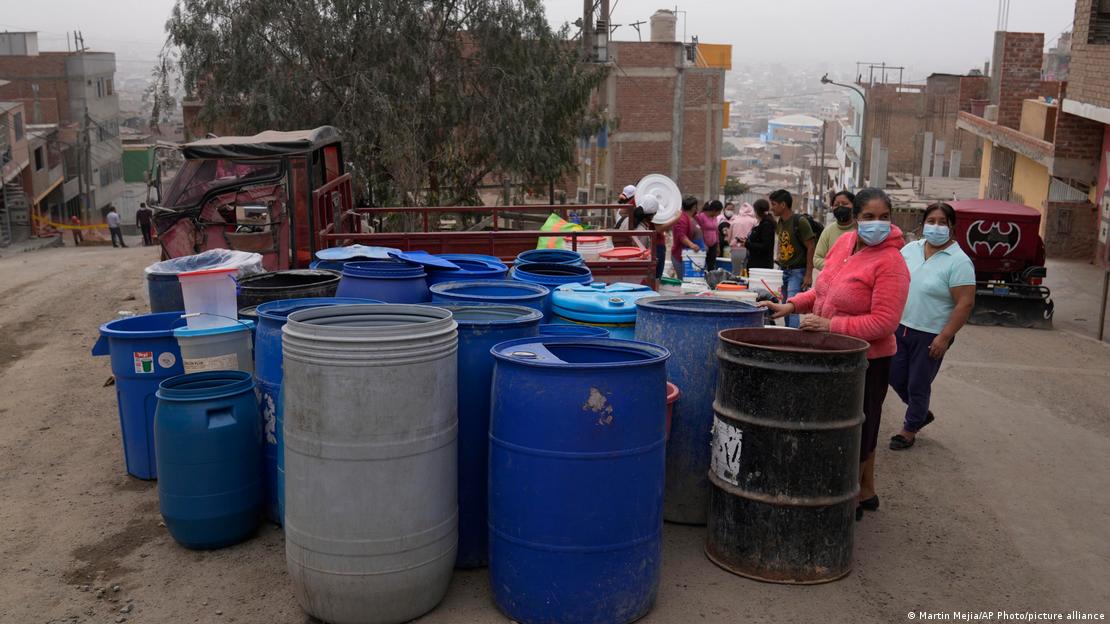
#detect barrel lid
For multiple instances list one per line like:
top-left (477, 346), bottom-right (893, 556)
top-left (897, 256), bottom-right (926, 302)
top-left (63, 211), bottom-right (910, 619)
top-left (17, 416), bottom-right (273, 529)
top-left (173, 319), bottom-right (254, 337)
top-left (551, 282), bottom-right (657, 324)
top-left (315, 245), bottom-right (399, 260)
top-left (563, 235), bottom-right (607, 244)
top-left (600, 247), bottom-right (647, 260)
top-left (387, 250), bottom-right (460, 270)
top-left (430, 280), bottom-right (550, 299)
top-left (491, 335), bottom-right (669, 369)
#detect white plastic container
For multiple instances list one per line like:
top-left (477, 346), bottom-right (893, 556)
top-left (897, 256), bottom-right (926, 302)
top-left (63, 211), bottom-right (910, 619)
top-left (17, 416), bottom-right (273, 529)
top-left (178, 267), bottom-right (240, 329)
top-left (748, 268), bottom-right (784, 296)
top-left (565, 235), bottom-right (614, 263)
top-left (174, 322), bottom-right (254, 374)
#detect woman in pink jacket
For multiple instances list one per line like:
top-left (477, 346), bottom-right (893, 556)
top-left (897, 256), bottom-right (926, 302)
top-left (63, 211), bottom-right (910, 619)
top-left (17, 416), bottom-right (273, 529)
top-left (761, 188), bottom-right (909, 521)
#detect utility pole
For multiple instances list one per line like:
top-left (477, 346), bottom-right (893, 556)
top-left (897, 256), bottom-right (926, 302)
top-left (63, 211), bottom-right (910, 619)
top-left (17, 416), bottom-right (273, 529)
top-left (82, 106), bottom-right (93, 221)
top-left (821, 73), bottom-right (867, 189)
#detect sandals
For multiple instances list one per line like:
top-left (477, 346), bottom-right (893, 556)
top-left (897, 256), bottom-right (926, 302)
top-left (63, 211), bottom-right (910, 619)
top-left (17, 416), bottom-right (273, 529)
top-left (889, 412), bottom-right (936, 450)
top-left (855, 496), bottom-right (880, 521)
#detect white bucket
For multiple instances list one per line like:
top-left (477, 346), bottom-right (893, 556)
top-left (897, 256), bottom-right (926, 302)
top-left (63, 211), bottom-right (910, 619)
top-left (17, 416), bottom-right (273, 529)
top-left (748, 268), bottom-right (784, 296)
top-left (566, 236), bottom-right (614, 262)
top-left (173, 322), bottom-right (254, 374)
top-left (178, 267), bottom-right (239, 329)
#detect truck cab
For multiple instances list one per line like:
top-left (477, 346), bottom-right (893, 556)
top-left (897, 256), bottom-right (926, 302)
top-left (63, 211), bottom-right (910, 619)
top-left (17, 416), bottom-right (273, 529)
top-left (152, 126), bottom-right (350, 270)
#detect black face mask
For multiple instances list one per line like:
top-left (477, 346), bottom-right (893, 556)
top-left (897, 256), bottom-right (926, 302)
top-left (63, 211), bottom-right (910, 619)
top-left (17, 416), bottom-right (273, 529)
top-left (833, 206), bottom-right (852, 223)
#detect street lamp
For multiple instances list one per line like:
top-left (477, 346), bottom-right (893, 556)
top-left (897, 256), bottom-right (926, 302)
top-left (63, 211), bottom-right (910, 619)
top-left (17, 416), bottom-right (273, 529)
top-left (821, 73), bottom-right (867, 189)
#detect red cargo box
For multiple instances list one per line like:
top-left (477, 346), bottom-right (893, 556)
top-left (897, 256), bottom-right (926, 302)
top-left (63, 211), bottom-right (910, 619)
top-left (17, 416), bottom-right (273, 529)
top-left (949, 199), bottom-right (1043, 275)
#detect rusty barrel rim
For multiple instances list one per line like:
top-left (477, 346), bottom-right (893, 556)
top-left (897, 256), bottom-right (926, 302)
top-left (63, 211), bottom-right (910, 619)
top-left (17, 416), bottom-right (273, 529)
top-left (703, 545), bottom-right (852, 585)
top-left (717, 327), bottom-right (871, 355)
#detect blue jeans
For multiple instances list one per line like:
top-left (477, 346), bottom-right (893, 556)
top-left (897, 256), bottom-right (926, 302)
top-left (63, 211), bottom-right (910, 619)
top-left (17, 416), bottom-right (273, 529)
top-left (890, 324), bottom-right (946, 432)
top-left (781, 267), bottom-right (805, 328)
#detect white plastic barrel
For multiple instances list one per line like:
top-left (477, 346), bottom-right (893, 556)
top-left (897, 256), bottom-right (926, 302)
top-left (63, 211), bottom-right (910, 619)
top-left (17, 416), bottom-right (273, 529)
top-left (173, 322), bottom-right (254, 374)
top-left (178, 267), bottom-right (239, 329)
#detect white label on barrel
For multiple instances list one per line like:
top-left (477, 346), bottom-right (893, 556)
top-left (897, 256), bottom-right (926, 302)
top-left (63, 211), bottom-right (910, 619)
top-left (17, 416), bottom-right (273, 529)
top-left (157, 352), bottom-right (176, 369)
top-left (183, 353), bottom-right (238, 374)
top-left (711, 417), bottom-right (743, 487)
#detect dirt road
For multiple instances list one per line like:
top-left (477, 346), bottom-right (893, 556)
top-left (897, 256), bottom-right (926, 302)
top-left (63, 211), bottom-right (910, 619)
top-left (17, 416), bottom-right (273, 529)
top-left (0, 244), bottom-right (1107, 623)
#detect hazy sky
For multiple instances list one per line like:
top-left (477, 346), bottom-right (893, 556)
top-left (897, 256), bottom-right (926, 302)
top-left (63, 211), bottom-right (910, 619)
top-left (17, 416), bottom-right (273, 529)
top-left (1, 0), bottom-right (1078, 75)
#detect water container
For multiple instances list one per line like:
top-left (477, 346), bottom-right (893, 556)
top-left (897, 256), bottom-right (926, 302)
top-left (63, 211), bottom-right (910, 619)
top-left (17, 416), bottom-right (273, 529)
top-left (91, 312), bottom-right (187, 479)
top-left (665, 382), bottom-right (680, 440)
top-left (147, 272), bottom-right (186, 313)
top-left (748, 268), bottom-right (785, 297)
top-left (336, 260), bottom-right (429, 303)
top-left (682, 251), bottom-right (707, 279)
top-left (254, 297), bottom-right (380, 525)
top-left (550, 282), bottom-right (658, 340)
top-left (438, 253), bottom-right (506, 266)
top-left (426, 256), bottom-right (509, 286)
top-left (707, 328), bottom-right (870, 584)
top-left (145, 249), bottom-right (264, 313)
top-left (235, 270), bottom-right (341, 309)
top-left (439, 304), bottom-right (543, 568)
top-left (635, 297), bottom-right (766, 525)
top-left (283, 304), bottom-right (457, 624)
top-left (514, 249), bottom-right (585, 266)
top-left (537, 324), bottom-right (609, 337)
top-left (511, 263), bottom-right (592, 318)
top-left (174, 322), bottom-right (254, 375)
top-left (430, 280), bottom-right (549, 317)
top-left (489, 336), bottom-right (670, 624)
top-left (178, 267), bottom-right (239, 329)
top-left (563, 235), bottom-right (613, 262)
top-left (155, 370), bottom-right (263, 549)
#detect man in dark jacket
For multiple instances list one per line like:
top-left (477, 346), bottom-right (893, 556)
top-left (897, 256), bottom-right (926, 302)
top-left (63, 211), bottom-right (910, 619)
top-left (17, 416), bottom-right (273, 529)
top-left (136, 202), bottom-right (154, 246)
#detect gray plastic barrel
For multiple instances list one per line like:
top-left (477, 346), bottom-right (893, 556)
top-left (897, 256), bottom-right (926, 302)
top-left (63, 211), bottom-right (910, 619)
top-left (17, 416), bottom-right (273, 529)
top-left (282, 304), bottom-right (458, 624)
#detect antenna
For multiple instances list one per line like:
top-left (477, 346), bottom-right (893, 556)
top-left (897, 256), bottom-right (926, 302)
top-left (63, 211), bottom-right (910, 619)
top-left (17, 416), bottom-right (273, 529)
top-left (997, 0), bottom-right (1011, 31)
top-left (629, 19), bottom-right (646, 42)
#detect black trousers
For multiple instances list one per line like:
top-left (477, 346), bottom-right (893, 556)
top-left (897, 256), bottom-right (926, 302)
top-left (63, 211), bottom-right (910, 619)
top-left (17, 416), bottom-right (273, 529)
top-left (860, 356), bottom-right (893, 462)
top-left (704, 242), bottom-right (718, 271)
top-left (140, 223), bottom-right (153, 246)
top-left (109, 227), bottom-right (126, 247)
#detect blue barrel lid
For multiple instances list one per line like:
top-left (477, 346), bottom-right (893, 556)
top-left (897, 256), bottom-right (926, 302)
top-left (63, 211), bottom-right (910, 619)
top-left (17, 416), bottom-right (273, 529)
top-left (430, 280), bottom-right (550, 300)
top-left (437, 253), bottom-right (507, 267)
top-left (387, 250), bottom-right (460, 270)
top-left (315, 244), bottom-right (400, 260)
top-left (510, 263), bottom-right (592, 286)
top-left (437, 303), bottom-right (543, 326)
top-left (491, 336), bottom-right (669, 369)
top-left (551, 282), bottom-right (658, 324)
top-left (341, 260), bottom-right (427, 278)
top-left (256, 297), bottom-right (381, 322)
top-left (173, 320), bottom-right (255, 337)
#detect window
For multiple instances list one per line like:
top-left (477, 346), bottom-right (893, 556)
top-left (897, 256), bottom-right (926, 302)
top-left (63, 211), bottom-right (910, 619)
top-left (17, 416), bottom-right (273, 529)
top-left (1089, 1), bottom-right (1110, 44)
top-left (106, 79), bottom-right (113, 96)
top-left (13, 111), bottom-right (24, 140)
top-left (96, 79), bottom-right (103, 98)
top-left (34, 146), bottom-right (44, 171)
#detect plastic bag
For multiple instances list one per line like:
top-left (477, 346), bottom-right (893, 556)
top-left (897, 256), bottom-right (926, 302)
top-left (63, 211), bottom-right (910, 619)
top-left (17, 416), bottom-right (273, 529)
top-left (144, 248), bottom-right (266, 277)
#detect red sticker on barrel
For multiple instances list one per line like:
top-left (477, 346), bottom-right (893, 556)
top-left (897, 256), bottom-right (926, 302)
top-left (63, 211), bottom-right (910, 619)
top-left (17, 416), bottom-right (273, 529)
top-left (133, 351), bottom-right (154, 374)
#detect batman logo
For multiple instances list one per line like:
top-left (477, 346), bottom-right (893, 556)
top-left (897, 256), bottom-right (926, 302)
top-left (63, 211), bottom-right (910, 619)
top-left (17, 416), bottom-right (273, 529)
top-left (967, 220), bottom-right (1021, 256)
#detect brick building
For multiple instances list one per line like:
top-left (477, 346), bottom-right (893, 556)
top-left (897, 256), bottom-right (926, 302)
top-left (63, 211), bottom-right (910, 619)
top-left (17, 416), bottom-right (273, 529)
top-left (568, 11), bottom-right (729, 205)
top-left (1061, 0), bottom-right (1110, 267)
top-left (958, 28), bottom-right (1104, 259)
top-left (0, 32), bottom-right (122, 223)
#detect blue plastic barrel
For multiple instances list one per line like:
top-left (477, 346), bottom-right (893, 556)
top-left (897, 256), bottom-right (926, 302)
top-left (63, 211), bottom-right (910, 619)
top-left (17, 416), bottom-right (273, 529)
top-left (254, 297), bottom-right (380, 525)
top-left (439, 304), bottom-right (543, 568)
top-left (147, 273), bottom-right (186, 313)
top-left (430, 280), bottom-right (550, 317)
top-left (92, 312), bottom-right (187, 479)
top-left (440, 253), bottom-right (506, 266)
top-left (336, 260), bottom-right (429, 303)
top-left (514, 249), bottom-right (585, 266)
top-left (550, 282), bottom-right (658, 340)
top-left (537, 324), bottom-right (609, 337)
top-left (426, 256), bottom-right (509, 286)
top-left (511, 263), bottom-right (592, 319)
top-left (155, 370), bottom-right (262, 549)
top-left (489, 336), bottom-right (670, 624)
top-left (634, 296), bottom-right (766, 525)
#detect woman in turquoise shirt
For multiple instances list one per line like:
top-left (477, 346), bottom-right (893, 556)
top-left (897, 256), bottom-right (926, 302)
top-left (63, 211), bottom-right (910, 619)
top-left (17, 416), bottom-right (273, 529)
top-left (889, 203), bottom-right (976, 450)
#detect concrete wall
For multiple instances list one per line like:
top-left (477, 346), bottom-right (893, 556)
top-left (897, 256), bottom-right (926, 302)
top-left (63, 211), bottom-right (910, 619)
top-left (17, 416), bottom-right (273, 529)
top-left (978, 140), bottom-right (992, 199)
top-left (1011, 152), bottom-right (1050, 235)
top-left (1045, 200), bottom-right (1100, 258)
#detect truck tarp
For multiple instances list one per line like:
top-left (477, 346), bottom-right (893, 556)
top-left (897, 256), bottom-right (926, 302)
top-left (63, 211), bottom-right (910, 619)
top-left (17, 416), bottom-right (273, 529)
top-left (180, 126), bottom-right (340, 160)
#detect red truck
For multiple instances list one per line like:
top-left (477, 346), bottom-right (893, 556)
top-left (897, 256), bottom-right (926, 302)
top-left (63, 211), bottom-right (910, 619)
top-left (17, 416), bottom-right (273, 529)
top-left (949, 199), bottom-right (1054, 329)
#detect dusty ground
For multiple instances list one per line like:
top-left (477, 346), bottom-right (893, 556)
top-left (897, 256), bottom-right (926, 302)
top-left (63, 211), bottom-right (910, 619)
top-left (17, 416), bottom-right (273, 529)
top-left (0, 240), bottom-right (1107, 624)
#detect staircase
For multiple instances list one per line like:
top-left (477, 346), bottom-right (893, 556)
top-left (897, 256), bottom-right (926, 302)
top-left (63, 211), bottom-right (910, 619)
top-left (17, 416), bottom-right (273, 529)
top-left (1, 181), bottom-right (30, 246)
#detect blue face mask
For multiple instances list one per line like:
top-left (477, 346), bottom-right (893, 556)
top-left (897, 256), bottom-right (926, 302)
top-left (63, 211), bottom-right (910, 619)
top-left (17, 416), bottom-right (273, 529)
top-left (922, 224), bottom-right (950, 246)
top-left (857, 220), bottom-right (891, 246)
